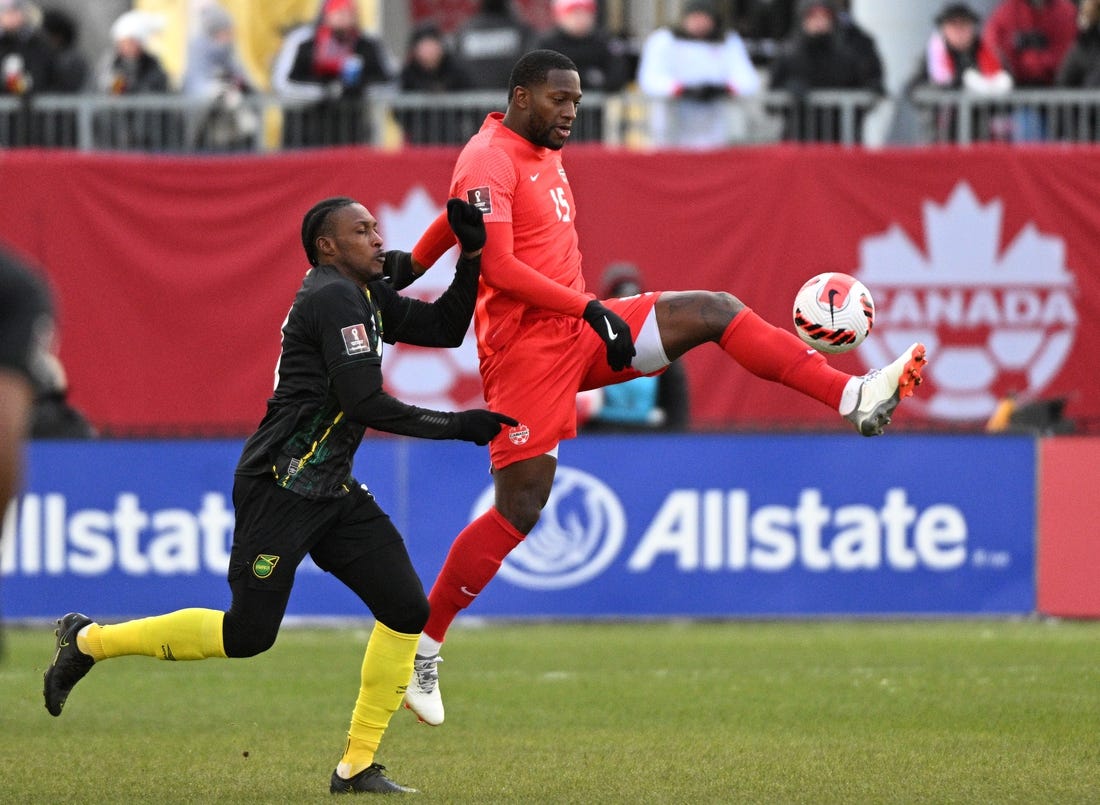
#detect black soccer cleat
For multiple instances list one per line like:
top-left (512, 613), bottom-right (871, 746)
top-left (330, 763), bottom-right (418, 795)
top-left (43, 612), bottom-right (95, 717)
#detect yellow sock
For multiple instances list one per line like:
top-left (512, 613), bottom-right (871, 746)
top-left (338, 622), bottom-right (418, 777)
top-left (80, 609), bottom-right (227, 662)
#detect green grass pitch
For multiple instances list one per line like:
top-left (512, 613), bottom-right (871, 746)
top-left (2, 619), bottom-right (1098, 803)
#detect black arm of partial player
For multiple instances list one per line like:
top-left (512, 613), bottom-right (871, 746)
top-left (658, 360), bottom-right (691, 430)
top-left (332, 361), bottom-right (464, 439)
top-left (373, 253), bottom-right (480, 348)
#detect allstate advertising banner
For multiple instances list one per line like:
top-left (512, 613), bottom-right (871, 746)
top-left (1, 435), bottom-right (1035, 619)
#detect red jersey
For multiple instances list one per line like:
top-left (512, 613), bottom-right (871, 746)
top-left (411, 114), bottom-right (659, 466)
top-left (444, 113), bottom-right (592, 356)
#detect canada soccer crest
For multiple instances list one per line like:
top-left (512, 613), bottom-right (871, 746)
top-left (853, 182), bottom-right (1077, 422)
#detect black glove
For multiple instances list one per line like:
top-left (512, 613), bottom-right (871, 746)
top-left (382, 250), bottom-right (419, 290)
top-left (452, 409), bottom-right (519, 445)
top-left (681, 83), bottom-right (731, 102)
top-left (447, 197), bottom-right (486, 254)
top-left (583, 299), bottom-right (636, 371)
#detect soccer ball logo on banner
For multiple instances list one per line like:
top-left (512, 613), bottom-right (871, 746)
top-left (854, 182), bottom-right (1077, 422)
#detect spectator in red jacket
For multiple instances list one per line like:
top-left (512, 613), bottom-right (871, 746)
top-left (910, 3), bottom-right (1012, 94)
top-left (907, 3), bottom-right (1013, 143)
top-left (983, 0), bottom-right (1076, 87)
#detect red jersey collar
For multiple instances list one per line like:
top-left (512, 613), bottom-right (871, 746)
top-left (480, 112), bottom-right (551, 157)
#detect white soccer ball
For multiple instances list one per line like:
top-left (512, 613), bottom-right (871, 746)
top-left (792, 272), bottom-right (875, 354)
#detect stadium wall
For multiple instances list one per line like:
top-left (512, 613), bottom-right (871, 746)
top-left (7, 432), bottom-right (1089, 621)
top-left (0, 145), bottom-right (1095, 435)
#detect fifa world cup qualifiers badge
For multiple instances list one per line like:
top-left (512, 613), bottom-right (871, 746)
top-left (342, 322), bottom-right (380, 356)
top-left (252, 554), bottom-right (280, 579)
top-left (467, 186), bottom-right (492, 215)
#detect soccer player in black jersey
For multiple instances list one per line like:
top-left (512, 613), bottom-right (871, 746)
top-left (0, 247), bottom-right (52, 513)
top-left (0, 246), bottom-right (54, 660)
top-left (43, 197), bottom-right (515, 795)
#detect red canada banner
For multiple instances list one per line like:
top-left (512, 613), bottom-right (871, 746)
top-left (0, 145), bottom-right (1096, 434)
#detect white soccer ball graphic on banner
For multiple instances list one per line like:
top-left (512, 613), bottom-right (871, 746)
top-left (792, 272), bottom-right (875, 354)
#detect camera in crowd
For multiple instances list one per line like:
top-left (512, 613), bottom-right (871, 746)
top-left (1013, 29), bottom-right (1050, 52)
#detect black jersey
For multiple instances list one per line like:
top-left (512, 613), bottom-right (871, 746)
top-left (0, 247), bottom-right (54, 387)
top-left (236, 258), bottom-right (478, 499)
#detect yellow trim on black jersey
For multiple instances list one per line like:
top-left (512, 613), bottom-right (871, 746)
top-left (277, 411), bottom-right (346, 488)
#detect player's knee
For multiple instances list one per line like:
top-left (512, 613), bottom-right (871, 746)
top-left (497, 497), bottom-right (543, 535)
top-left (658, 290), bottom-right (746, 348)
top-left (375, 592), bottom-right (430, 635)
top-left (494, 465), bottom-right (553, 534)
top-left (707, 291), bottom-right (744, 320)
top-left (221, 610), bottom-right (280, 658)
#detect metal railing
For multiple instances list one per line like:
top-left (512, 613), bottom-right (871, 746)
top-left (3, 88), bottom-right (1100, 152)
top-left (908, 87), bottom-right (1100, 145)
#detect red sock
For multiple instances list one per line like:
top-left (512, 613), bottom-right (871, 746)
top-left (424, 507), bottom-right (524, 643)
top-left (719, 307), bottom-right (849, 408)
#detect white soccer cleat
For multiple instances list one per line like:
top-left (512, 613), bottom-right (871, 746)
top-left (403, 653), bottom-right (444, 726)
top-left (845, 342), bottom-right (927, 436)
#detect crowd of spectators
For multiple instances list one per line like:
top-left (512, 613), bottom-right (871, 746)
top-left (2, 0), bottom-right (1100, 150)
top-left (270, 0), bottom-right (395, 147)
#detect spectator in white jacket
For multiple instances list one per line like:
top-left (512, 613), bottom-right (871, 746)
top-left (637, 0), bottom-right (760, 149)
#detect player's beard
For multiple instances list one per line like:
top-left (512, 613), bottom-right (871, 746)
top-left (526, 114), bottom-right (566, 151)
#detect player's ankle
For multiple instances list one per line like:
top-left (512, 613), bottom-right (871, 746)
top-left (838, 376), bottom-right (862, 416)
top-left (417, 633), bottom-right (443, 656)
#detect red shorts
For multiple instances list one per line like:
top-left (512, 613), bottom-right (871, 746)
top-left (481, 293), bottom-right (662, 469)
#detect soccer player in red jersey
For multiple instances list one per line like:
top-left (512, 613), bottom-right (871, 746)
top-left (399, 50), bottom-right (927, 725)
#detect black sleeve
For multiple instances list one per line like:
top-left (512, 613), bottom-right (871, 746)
top-left (332, 362), bottom-right (460, 439)
top-left (310, 281), bottom-right (384, 378)
top-left (658, 360), bottom-right (691, 431)
top-left (0, 251), bottom-right (53, 383)
top-left (382, 249), bottom-right (419, 290)
top-left (1056, 46), bottom-right (1083, 87)
top-left (602, 36), bottom-right (630, 92)
top-left (768, 48), bottom-right (792, 90)
top-left (358, 38), bottom-right (394, 84)
top-left (287, 39), bottom-right (317, 83)
top-left (371, 253), bottom-right (480, 348)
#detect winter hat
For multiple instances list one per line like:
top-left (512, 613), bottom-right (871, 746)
top-left (553, 0), bottom-right (596, 15)
top-left (408, 22), bottom-right (444, 48)
top-left (798, 0), bottom-right (838, 19)
top-left (111, 10), bottom-right (165, 45)
top-left (935, 3), bottom-right (980, 25)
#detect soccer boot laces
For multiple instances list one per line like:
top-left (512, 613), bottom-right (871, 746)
top-left (845, 342), bottom-right (927, 436)
top-left (403, 653), bottom-right (444, 726)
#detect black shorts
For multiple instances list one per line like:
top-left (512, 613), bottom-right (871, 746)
top-left (228, 475), bottom-right (403, 592)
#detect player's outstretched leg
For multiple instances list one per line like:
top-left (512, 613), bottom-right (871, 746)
top-left (43, 612), bottom-right (95, 716)
top-left (404, 653), bottom-right (444, 726)
top-left (659, 295), bottom-right (927, 437)
top-left (330, 763), bottom-right (418, 795)
top-left (843, 342), bottom-right (927, 436)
